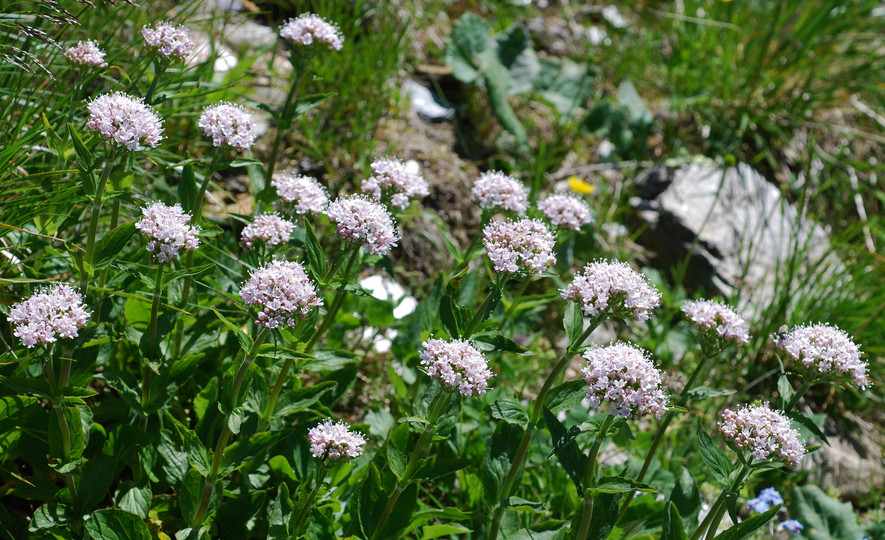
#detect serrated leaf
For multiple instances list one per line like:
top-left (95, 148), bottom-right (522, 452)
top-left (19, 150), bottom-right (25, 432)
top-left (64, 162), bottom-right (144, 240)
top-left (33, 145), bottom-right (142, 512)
top-left (85, 509), bottom-right (151, 540)
top-left (388, 442), bottom-right (407, 480)
top-left (115, 482), bottom-right (151, 519)
top-left (697, 424), bottom-right (733, 484)
top-left (544, 379), bottom-right (587, 414)
top-left (486, 397), bottom-right (529, 429)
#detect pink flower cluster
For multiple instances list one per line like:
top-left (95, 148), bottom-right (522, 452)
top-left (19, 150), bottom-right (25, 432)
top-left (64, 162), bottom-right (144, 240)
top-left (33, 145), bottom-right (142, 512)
top-left (240, 214), bottom-right (295, 250)
top-left (271, 173), bottom-right (329, 216)
top-left (775, 323), bottom-right (868, 389)
top-left (325, 196), bottom-right (399, 256)
top-left (682, 299), bottom-right (750, 344)
top-left (135, 202), bottom-right (200, 263)
top-left (362, 157), bottom-right (429, 209)
top-left (561, 260), bottom-right (661, 322)
top-left (538, 194), bottom-right (593, 231)
top-left (420, 338), bottom-right (493, 396)
top-left (10, 284), bottom-right (91, 348)
top-left (308, 419), bottom-right (366, 461)
top-left (582, 342), bottom-right (668, 419)
top-left (471, 171), bottom-right (529, 214)
top-left (64, 40), bottom-right (107, 67)
top-left (718, 403), bottom-right (804, 466)
top-left (86, 92), bottom-right (164, 150)
top-left (279, 13), bottom-right (344, 51)
top-left (483, 218), bottom-right (556, 274)
top-left (142, 22), bottom-right (194, 62)
top-left (198, 103), bottom-right (256, 150)
top-left (240, 260), bottom-right (322, 328)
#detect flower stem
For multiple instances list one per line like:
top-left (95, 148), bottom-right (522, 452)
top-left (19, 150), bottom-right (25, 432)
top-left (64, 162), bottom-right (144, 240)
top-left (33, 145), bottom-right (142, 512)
top-left (266, 54), bottom-right (308, 186)
top-left (691, 461), bottom-right (752, 540)
top-left (574, 415), bottom-right (616, 540)
top-left (259, 317), bottom-right (308, 431)
top-left (46, 351), bottom-right (80, 509)
top-left (305, 248), bottom-right (360, 353)
top-left (81, 146), bottom-right (118, 293)
top-left (141, 264), bottom-right (165, 427)
top-left (143, 62), bottom-right (166, 105)
top-left (488, 320), bottom-right (599, 540)
top-left (784, 380), bottom-right (814, 413)
top-left (497, 277), bottom-right (530, 331)
top-left (369, 390), bottom-right (451, 540)
top-left (292, 465), bottom-right (325, 534)
top-left (462, 276), bottom-right (507, 338)
top-left (190, 327), bottom-right (271, 527)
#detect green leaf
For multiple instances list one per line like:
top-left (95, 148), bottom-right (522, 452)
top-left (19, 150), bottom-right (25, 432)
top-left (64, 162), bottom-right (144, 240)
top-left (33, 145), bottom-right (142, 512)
top-left (77, 454), bottom-right (117, 513)
top-left (179, 468), bottom-right (205, 526)
top-left (697, 424), bottom-right (732, 484)
top-left (219, 431), bottom-right (286, 477)
top-left (303, 219), bottom-right (329, 280)
top-left (501, 497), bottom-right (546, 512)
top-left (267, 483), bottom-right (294, 540)
top-left (2, 376), bottom-right (51, 399)
top-left (563, 301), bottom-right (584, 349)
top-left (285, 93), bottom-right (334, 122)
top-left (787, 411), bottom-right (829, 445)
top-left (670, 468), bottom-right (701, 531)
top-left (273, 381), bottom-right (337, 417)
top-left (215, 490), bottom-right (266, 539)
top-left (49, 405), bottom-right (85, 465)
top-left (482, 423), bottom-right (523, 503)
top-left (410, 458), bottom-right (473, 481)
top-left (789, 485), bottom-right (865, 540)
top-left (178, 163), bottom-right (198, 216)
top-left (542, 408), bottom-right (586, 489)
top-left (439, 289), bottom-right (465, 338)
top-left (94, 222), bottom-right (136, 271)
top-left (686, 386), bottom-right (736, 401)
top-left (714, 504), bottom-right (780, 540)
top-left (661, 502), bottom-right (689, 540)
top-left (420, 524), bottom-right (472, 540)
top-left (30, 503), bottom-right (73, 530)
top-left (486, 397), bottom-right (529, 429)
top-left (359, 463), bottom-right (418, 539)
top-left (115, 482), bottom-right (151, 520)
top-left (544, 379), bottom-right (587, 414)
top-left (471, 330), bottom-right (531, 355)
top-left (581, 492), bottom-right (623, 540)
top-left (444, 13), bottom-right (491, 84)
top-left (777, 373), bottom-right (794, 409)
top-left (163, 425), bottom-right (210, 478)
top-left (387, 442), bottom-right (407, 480)
top-left (590, 475), bottom-right (655, 495)
top-left (85, 509), bottom-right (151, 540)
top-left (69, 124), bottom-right (94, 171)
top-left (212, 309), bottom-right (252, 353)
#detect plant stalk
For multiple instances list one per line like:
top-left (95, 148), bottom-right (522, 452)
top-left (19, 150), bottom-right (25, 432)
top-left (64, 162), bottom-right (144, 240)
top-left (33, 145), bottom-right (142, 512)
top-left (304, 248), bottom-right (360, 353)
top-left (575, 415), bottom-right (616, 540)
top-left (497, 277), bottom-right (531, 331)
top-left (81, 146), bottom-right (118, 293)
top-left (292, 466), bottom-right (325, 534)
top-left (259, 317), bottom-right (308, 431)
top-left (691, 461), bottom-right (752, 540)
top-left (266, 54), bottom-right (308, 185)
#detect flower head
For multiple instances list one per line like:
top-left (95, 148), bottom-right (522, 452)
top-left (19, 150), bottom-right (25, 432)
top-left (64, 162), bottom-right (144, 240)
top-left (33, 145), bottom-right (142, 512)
top-left (64, 40), bottom-right (107, 67)
top-left (561, 260), bottom-right (661, 322)
top-left (779, 520), bottom-right (804, 536)
top-left (280, 13), bottom-right (344, 51)
top-left (142, 22), bottom-right (193, 62)
top-left (582, 342), bottom-right (668, 419)
top-left (746, 487), bottom-right (784, 513)
top-left (471, 171), bottom-right (529, 214)
top-left (240, 214), bottom-right (295, 250)
top-left (10, 284), bottom-right (91, 348)
top-left (718, 403), bottom-right (804, 466)
top-left (308, 420), bottom-right (366, 461)
top-left (420, 338), bottom-right (493, 396)
top-left (325, 196), bottom-right (399, 256)
top-left (538, 194), bottom-right (593, 231)
top-left (362, 157), bottom-right (429, 209)
top-left (483, 218), bottom-right (556, 274)
top-left (135, 202), bottom-right (199, 263)
top-left (240, 260), bottom-right (322, 328)
top-left (271, 173), bottom-right (330, 216)
top-left (198, 103), bottom-right (256, 150)
top-left (86, 92), bottom-right (164, 150)
top-left (775, 323), bottom-right (868, 389)
top-left (682, 299), bottom-right (750, 345)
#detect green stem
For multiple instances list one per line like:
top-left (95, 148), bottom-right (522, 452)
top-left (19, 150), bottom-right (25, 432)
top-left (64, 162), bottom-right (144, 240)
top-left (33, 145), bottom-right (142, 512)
top-left (691, 461), bottom-right (752, 540)
top-left (618, 346), bottom-right (713, 518)
top-left (575, 415), bottom-right (616, 540)
top-left (462, 276), bottom-right (506, 338)
top-left (259, 317), bottom-right (308, 431)
top-left (190, 327), bottom-right (271, 527)
top-left (497, 277), bottom-right (530, 331)
top-left (305, 248), bottom-right (360, 353)
top-left (784, 380), bottom-right (814, 413)
top-left (141, 264), bottom-right (165, 427)
top-left (370, 391), bottom-right (451, 540)
top-left (143, 62), bottom-right (166, 105)
top-left (489, 320), bottom-right (599, 540)
top-left (193, 151), bottom-right (224, 222)
top-left (266, 54), bottom-right (308, 185)
top-left (292, 466), bottom-right (325, 534)
top-left (81, 146), bottom-right (118, 293)
top-left (46, 351), bottom-right (80, 509)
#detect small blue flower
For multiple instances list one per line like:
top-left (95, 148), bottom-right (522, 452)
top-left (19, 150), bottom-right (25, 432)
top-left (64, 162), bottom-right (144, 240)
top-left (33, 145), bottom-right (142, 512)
top-left (779, 519), bottom-right (804, 535)
top-left (746, 487), bottom-right (784, 513)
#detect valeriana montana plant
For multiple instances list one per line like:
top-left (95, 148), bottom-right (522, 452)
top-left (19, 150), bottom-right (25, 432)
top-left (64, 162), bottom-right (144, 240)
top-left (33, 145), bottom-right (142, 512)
top-left (271, 172), bottom-right (330, 217)
top-left (361, 156), bottom-right (430, 210)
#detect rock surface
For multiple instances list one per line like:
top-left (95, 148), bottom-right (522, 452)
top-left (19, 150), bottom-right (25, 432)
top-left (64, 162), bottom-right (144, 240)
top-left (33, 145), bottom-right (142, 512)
top-left (630, 162), bottom-right (843, 318)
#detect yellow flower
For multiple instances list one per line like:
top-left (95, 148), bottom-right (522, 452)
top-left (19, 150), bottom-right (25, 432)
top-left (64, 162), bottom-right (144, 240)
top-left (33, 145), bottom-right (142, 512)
top-left (568, 176), bottom-right (595, 194)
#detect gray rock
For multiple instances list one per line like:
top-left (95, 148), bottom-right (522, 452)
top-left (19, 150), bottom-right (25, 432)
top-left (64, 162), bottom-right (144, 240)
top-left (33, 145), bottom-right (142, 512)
top-left (404, 80), bottom-right (454, 122)
top-left (630, 162), bottom-right (843, 317)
